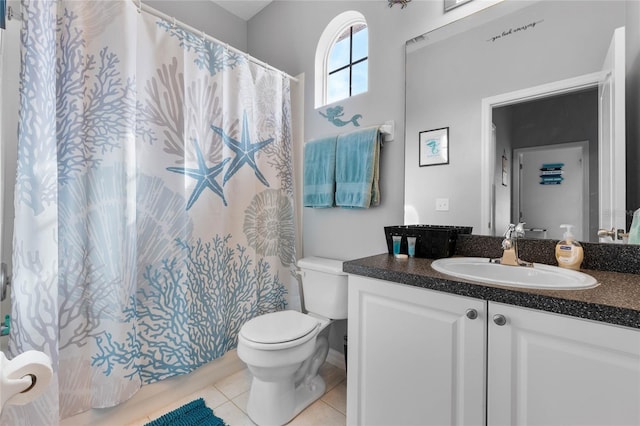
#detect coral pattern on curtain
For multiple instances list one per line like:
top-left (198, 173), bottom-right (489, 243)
top-left (3, 0), bottom-right (298, 423)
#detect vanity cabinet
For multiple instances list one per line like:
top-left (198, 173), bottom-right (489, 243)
top-left (347, 275), bottom-right (640, 426)
top-left (346, 275), bottom-right (487, 425)
top-left (488, 302), bottom-right (640, 426)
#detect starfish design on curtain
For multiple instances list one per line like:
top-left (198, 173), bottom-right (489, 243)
top-left (210, 111), bottom-right (274, 187)
top-left (167, 139), bottom-right (231, 209)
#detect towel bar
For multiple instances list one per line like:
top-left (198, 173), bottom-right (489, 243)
top-left (379, 120), bottom-right (394, 143)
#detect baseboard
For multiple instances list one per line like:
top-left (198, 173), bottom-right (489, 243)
top-left (61, 350), bottom-right (245, 426)
top-left (326, 348), bottom-right (346, 371)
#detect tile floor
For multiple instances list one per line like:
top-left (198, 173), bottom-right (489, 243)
top-left (129, 363), bottom-right (347, 426)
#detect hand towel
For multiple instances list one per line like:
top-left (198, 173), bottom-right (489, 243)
top-left (335, 127), bottom-right (381, 208)
top-left (303, 136), bottom-right (338, 208)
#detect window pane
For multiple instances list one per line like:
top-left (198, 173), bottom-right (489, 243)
top-left (351, 60), bottom-right (368, 96)
top-left (352, 26), bottom-right (368, 62)
top-left (327, 68), bottom-right (350, 104)
top-left (328, 28), bottom-right (351, 71)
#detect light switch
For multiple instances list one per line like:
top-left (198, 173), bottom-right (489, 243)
top-left (436, 198), bottom-right (449, 211)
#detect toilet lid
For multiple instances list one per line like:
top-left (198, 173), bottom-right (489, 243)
top-left (240, 311), bottom-right (319, 344)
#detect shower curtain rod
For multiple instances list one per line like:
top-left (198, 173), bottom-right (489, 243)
top-left (135, 0), bottom-right (299, 83)
top-left (8, 1), bottom-right (298, 83)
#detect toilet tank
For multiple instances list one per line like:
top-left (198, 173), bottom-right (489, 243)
top-left (297, 256), bottom-right (348, 320)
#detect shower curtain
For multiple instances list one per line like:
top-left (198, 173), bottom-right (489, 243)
top-left (4, 0), bottom-right (298, 423)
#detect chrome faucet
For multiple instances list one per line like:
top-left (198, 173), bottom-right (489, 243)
top-left (492, 223), bottom-right (532, 267)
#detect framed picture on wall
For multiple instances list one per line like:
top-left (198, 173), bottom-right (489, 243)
top-left (419, 127), bottom-right (449, 167)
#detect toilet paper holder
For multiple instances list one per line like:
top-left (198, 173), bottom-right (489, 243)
top-left (0, 351), bottom-right (53, 415)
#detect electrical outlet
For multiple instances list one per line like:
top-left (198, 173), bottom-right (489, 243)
top-left (436, 198), bottom-right (449, 211)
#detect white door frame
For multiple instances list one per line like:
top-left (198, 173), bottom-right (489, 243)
top-left (480, 72), bottom-right (603, 235)
top-left (512, 141), bottom-right (590, 240)
top-left (598, 27), bottom-right (626, 242)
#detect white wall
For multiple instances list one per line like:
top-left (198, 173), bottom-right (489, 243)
top-left (247, 0), bottom-right (503, 261)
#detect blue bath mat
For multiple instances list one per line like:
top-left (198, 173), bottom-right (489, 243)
top-left (144, 398), bottom-right (227, 426)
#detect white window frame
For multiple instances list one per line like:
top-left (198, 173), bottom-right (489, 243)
top-left (315, 11), bottom-right (367, 109)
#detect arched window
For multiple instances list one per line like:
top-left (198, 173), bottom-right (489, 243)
top-left (315, 11), bottom-right (368, 108)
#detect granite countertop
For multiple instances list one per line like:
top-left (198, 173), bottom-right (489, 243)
top-left (343, 253), bottom-right (640, 329)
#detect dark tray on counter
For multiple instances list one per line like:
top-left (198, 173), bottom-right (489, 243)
top-left (384, 225), bottom-right (473, 258)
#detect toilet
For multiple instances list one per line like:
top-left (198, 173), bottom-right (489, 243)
top-left (237, 256), bottom-right (348, 426)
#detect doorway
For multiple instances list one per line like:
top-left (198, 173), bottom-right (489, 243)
top-left (481, 27), bottom-right (626, 241)
top-left (513, 142), bottom-right (589, 241)
top-left (493, 87), bottom-right (598, 240)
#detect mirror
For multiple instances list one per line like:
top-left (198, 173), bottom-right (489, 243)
top-left (404, 0), bottom-right (628, 242)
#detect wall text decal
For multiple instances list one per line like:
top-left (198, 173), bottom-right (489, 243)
top-left (487, 20), bottom-right (544, 43)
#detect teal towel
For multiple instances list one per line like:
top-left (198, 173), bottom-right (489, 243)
top-left (303, 136), bottom-right (337, 207)
top-left (335, 127), bottom-right (381, 208)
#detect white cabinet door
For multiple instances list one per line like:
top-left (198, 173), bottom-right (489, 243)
top-left (488, 302), bottom-right (640, 426)
top-left (347, 275), bottom-right (486, 426)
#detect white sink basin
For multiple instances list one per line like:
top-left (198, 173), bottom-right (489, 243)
top-left (431, 257), bottom-right (598, 290)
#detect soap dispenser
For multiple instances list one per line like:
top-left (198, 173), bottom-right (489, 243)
top-left (555, 224), bottom-right (584, 270)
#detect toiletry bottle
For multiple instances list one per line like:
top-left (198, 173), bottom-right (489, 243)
top-left (555, 224), bottom-right (583, 270)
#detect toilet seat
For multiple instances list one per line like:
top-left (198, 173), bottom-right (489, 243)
top-left (240, 311), bottom-right (319, 350)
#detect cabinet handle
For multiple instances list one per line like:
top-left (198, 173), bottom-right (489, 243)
top-left (493, 314), bottom-right (507, 326)
top-left (465, 308), bottom-right (478, 320)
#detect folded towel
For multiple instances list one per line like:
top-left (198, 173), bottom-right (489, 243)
top-left (335, 127), bottom-right (381, 208)
top-left (303, 136), bottom-right (338, 207)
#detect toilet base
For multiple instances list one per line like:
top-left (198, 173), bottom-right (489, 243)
top-left (247, 374), bottom-right (326, 426)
